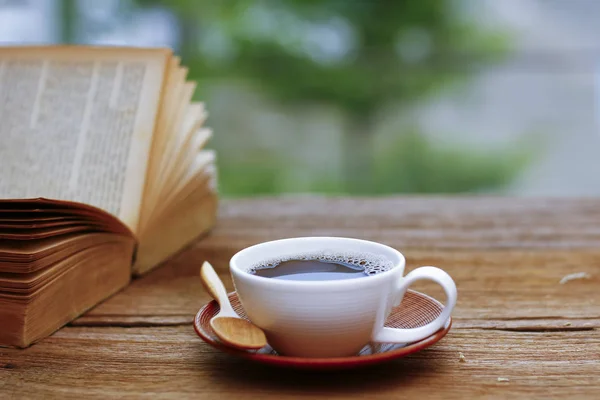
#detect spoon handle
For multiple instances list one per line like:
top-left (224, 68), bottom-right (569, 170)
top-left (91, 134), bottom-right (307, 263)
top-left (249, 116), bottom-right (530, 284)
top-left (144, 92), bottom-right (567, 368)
top-left (200, 261), bottom-right (236, 315)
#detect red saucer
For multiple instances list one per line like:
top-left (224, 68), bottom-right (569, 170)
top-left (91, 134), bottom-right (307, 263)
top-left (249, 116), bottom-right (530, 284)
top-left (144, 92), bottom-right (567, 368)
top-left (193, 289), bottom-right (452, 370)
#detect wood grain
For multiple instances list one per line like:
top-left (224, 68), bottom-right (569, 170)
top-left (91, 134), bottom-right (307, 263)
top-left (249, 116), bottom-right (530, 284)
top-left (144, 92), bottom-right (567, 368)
top-left (1, 326), bottom-right (598, 399)
top-left (1, 197), bottom-right (599, 398)
top-left (81, 247), bottom-right (600, 322)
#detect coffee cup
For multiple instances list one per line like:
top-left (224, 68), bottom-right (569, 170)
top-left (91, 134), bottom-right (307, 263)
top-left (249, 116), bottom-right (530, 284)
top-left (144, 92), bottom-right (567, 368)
top-left (230, 237), bottom-right (457, 358)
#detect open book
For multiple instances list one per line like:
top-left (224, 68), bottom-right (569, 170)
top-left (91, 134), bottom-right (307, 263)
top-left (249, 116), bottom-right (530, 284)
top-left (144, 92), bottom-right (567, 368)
top-left (0, 46), bottom-right (218, 348)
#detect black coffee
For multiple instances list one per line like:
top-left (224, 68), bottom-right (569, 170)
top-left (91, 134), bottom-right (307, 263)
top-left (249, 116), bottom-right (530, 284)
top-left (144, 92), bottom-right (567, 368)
top-left (249, 251), bottom-right (393, 282)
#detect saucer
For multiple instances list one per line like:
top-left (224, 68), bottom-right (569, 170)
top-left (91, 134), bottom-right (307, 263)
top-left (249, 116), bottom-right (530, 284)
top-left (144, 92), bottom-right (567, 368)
top-left (194, 289), bottom-right (452, 370)
top-left (193, 289), bottom-right (452, 370)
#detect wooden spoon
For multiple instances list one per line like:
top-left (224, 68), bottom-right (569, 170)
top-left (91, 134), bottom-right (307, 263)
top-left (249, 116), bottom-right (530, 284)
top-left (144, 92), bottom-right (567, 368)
top-left (199, 261), bottom-right (267, 350)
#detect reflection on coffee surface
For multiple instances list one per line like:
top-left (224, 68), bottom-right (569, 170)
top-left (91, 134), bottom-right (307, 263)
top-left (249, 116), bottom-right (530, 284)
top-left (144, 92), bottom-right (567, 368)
top-left (249, 251), bottom-right (393, 281)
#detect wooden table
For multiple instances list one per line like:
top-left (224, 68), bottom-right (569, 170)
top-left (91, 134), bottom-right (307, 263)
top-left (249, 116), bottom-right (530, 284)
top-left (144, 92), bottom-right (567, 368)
top-left (1, 197), bottom-right (599, 398)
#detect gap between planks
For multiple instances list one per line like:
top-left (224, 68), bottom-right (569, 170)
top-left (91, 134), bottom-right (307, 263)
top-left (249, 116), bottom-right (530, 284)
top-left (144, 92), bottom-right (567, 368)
top-left (69, 315), bottom-right (599, 333)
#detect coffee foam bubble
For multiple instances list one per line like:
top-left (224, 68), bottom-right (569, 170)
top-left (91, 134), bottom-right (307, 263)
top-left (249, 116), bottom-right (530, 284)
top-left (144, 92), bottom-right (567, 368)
top-left (247, 249), bottom-right (394, 276)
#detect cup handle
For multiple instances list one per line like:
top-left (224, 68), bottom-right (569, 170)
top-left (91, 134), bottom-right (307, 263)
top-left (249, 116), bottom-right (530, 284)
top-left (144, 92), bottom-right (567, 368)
top-left (372, 266), bottom-right (457, 343)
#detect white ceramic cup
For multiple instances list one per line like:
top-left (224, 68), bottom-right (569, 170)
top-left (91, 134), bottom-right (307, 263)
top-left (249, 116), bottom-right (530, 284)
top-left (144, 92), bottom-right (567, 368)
top-left (230, 237), bottom-right (457, 358)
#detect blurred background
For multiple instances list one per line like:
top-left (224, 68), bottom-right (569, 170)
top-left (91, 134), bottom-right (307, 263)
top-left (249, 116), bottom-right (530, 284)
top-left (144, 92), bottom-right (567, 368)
top-left (2, 0), bottom-right (600, 198)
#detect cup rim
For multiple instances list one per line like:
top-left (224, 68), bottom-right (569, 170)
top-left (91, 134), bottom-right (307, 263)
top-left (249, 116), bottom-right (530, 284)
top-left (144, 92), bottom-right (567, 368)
top-left (229, 236), bottom-right (406, 289)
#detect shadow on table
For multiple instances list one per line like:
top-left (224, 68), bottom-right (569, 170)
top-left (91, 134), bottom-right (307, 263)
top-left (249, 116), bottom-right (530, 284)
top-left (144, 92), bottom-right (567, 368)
top-left (194, 342), bottom-right (446, 394)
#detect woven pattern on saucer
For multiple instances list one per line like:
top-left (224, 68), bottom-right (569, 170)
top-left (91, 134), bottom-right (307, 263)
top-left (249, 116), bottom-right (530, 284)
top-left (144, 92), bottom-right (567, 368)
top-left (199, 290), bottom-right (443, 356)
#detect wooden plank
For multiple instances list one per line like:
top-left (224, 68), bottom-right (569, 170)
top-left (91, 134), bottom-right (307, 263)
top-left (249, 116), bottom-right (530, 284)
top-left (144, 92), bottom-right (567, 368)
top-left (207, 197), bottom-right (600, 249)
top-left (207, 197), bottom-right (600, 322)
top-left (78, 197), bottom-right (599, 328)
top-left (1, 326), bottom-right (598, 399)
top-left (83, 248), bottom-right (600, 322)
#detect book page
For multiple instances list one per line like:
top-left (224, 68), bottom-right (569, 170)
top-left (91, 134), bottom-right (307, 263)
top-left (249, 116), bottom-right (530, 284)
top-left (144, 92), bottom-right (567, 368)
top-left (149, 150), bottom-right (215, 223)
top-left (153, 81), bottom-right (196, 192)
top-left (144, 163), bottom-right (214, 235)
top-left (138, 102), bottom-right (208, 234)
top-left (138, 62), bottom-right (186, 232)
top-left (157, 106), bottom-right (210, 203)
top-left (0, 46), bottom-right (170, 231)
top-left (134, 190), bottom-right (217, 275)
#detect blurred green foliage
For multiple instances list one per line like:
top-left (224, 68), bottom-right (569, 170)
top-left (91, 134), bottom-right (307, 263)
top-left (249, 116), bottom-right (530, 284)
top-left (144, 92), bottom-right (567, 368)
top-left (127, 0), bottom-right (529, 196)
top-left (373, 129), bottom-right (532, 194)
top-left (135, 0), bottom-right (509, 109)
top-left (218, 131), bottom-right (532, 197)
